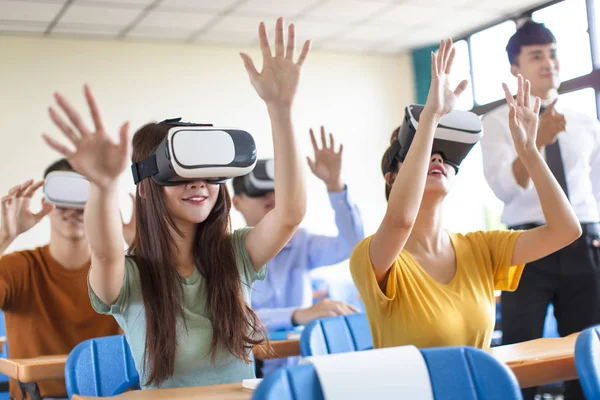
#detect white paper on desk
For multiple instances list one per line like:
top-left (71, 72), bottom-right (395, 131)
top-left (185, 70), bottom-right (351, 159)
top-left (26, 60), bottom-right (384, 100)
top-left (242, 378), bottom-right (262, 390)
top-left (301, 346), bottom-right (434, 400)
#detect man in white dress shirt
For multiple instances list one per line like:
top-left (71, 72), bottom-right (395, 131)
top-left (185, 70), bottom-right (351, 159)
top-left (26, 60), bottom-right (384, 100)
top-left (481, 20), bottom-right (600, 400)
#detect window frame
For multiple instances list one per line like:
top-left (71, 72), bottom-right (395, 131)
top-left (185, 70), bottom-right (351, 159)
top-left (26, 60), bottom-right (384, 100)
top-left (456, 0), bottom-right (600, 118)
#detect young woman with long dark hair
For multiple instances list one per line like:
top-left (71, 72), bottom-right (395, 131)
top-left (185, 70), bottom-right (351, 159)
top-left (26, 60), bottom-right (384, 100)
top-left (42, 18), bottom-right (310, 389)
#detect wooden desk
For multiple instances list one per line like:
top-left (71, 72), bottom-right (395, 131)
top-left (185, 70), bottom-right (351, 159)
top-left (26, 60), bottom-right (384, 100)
top-left (0, 354), bottom-right (67, 383)
top-left (72, 382), bottom-right (252, 400)
top-left (0, 338), bottom-right (299, 385)
top-left (490, 333), bottom-right (579, 388)
top-left (0, 354), bottom-right (68, 400)
top-left (254, 339), bottom-right (300, 360)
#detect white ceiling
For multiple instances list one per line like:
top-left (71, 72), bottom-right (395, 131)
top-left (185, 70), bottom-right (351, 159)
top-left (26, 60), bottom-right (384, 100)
top-left (0, 0), bottom-right (550, 54)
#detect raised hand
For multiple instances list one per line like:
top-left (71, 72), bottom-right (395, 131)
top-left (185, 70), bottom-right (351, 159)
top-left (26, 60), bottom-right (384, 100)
top-left (1, 180), bottom-right (54, 241)
top-left (240, 18), bottom-right (311, 108)
top-left (537, 98), bottom-right (566, 147)
top-left (502, 74), bottom-right (542, 155)
top-left (121, 193), bottom-right (136, 247)
top-left (307, 126), bottom-right (344, 192)
top-left (424, 38), bottom-right (469, 118)
top-left (43, 85), bottom-right (130, 189)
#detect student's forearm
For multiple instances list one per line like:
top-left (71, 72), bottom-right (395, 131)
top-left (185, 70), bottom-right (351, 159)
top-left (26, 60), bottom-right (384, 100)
top-left (85, 184), bottom-right (126, 263)
top-left (512, 141), bottom-right (544, 188)
top-left (0, 233), bottom-right (14, 258)
top-left (268, 105), bottom-right (306, 226)
top-left (386, 114), bottom-right (439, 226)
top-left (521, 148), bottom-right (579, 232)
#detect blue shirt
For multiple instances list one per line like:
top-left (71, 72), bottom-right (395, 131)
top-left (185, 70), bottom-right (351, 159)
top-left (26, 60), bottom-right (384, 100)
top-left (251, 187), bottom-right (364, 375)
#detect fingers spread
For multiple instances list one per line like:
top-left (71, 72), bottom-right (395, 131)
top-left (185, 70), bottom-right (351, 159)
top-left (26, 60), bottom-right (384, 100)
top-left (453, 79), bottom-right (469, 97)
top-left (22, 181), bottom-right (44, 198)
top-left (274, 17), bottom-right (284, 58)
top-left (296, 40), bottom-right (311, 66)
top-left (54, 92), bottom-right (91, 138)
top-left (49, 107), bottom-right (80, 146)
top-left (240, 53), bottom-right (260, 81)
top-left (84, 85), bottom-right (106, 134)
top-left (502, 83), bottom-right (515, 105)
top-left (43, 134), bottom-right (74, 158)
top-left (258, 22), bottom-right (273, 61)
top-left (285, 23), bottom-right (295, 60)
top-left (309, 128), bottom-right (318, 150)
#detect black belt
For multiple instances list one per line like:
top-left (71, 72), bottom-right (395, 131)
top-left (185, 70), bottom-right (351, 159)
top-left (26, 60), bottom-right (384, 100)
top-left (509, 222), bottom-right (600, 237)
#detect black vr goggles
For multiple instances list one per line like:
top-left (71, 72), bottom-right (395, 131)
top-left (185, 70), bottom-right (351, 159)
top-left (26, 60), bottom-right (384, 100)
top-left (131, 118), bottom-right (257, 186)
top-left (233, 159), bottom-right (275, 198)
top-left (382, 105), bottom-right (483, 175)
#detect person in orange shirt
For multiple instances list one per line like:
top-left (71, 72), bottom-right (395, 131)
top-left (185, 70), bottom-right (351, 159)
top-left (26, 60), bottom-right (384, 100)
top-left (350, 39), bottom-right (581, 353)
top-left (0, 159), bottom-right (131, 399)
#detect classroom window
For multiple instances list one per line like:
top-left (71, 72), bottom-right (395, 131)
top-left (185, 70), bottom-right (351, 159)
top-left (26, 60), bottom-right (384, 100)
top-left (560, 87), bottom-right (598, 119)
top-left (449, 40), bottom-right (474, 111)
top-left (595, 0), bottom-right (600, 63)
top-left (532, 0), bottom-right (593, 81)
top-left (470, 21), bottom-right (517, 105)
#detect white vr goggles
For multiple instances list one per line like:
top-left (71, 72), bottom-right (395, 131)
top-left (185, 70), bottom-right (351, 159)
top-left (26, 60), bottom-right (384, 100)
top-left (383, 105), bottom-right (483, 174)
top-left (233, 159), bottom-right (275, 197)
top-left (44, 171), bottom-right (90, 209)
top-left (131, 118), bottom-right (257, 186)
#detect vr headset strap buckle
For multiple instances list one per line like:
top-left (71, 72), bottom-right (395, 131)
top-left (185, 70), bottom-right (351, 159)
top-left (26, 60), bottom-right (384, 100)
top-left (132, 155), bottom-right (159, 184)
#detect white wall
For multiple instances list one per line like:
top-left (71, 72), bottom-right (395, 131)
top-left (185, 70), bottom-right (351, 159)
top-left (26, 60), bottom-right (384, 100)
top-left (0, 35), bottom-right (415, 255)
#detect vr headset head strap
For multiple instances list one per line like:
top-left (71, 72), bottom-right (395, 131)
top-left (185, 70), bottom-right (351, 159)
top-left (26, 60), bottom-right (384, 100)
top-left (131, 155), bottom-right (159, 185)
top-left (158, 117), bottom-right (213, 128)
top-left (381, 129), bottom-right (460, 176)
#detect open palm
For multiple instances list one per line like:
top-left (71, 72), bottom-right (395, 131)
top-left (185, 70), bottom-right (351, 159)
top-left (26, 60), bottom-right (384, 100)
top-left (425, 38), bottom-right (468, 118)
top-left (43, 86), bottom-right (130, 189)
top-left (240, 18), bottom-right (311, 107)
top-left (307, 126), bottom-right (343, 189)
top-left (502, 74), bottom-right (541, 153)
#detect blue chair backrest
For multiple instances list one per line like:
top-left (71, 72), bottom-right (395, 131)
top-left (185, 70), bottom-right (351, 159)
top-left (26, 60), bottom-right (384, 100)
top-left (253, 346), bottom-right (522, 400)
top-left (575, 325), bottom-right (600, 399)
top-left (300, 314), bottom-right (372, 357)
top-left (65, 334), bottom-right (140, 397)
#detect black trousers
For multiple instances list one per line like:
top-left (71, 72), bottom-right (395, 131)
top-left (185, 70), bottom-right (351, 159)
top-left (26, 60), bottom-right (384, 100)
top-left (502, 223), bottom-right (600, 400)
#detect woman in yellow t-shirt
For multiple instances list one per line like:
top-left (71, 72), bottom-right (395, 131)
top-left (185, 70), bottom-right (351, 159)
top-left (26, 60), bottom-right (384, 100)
top-left (350, 38), bottom-right (581, 351)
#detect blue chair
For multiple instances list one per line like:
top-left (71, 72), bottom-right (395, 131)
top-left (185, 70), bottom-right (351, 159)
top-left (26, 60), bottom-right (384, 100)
top-left (542, 304), bottom-right (560, 338)
top-left (65, 335), bottom-right (140, 398)
top-left (0, 311), bottom-right (8, 400)
top-left (575, 325), bottom-right (600, 400)
top-left (300, 314), bottom-right (372, 357)
top-left (253, 346), bottom-right (522, 400)
top-left (269, 326), bottom-right (304, 341)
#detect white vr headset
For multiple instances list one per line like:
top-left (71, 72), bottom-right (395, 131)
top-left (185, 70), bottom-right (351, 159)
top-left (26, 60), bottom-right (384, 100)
top-left (233, 159), bottom-right (275, 197)
top-left (383, 105), bottom-right (483, 174)
top-left (44, 171), bottom-right (90, 209)
top-left (131, 118), bottom-right (257, 186)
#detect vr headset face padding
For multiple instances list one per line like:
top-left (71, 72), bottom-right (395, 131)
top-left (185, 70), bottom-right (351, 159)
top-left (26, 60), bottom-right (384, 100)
top-left (44, 171), bottom-right (90, 209)
top-left (234, 159), bottom-right (275, 198)
top-left (383, 105), bottom-right (483, 175)
top-left (131, 118), bottom-right (258, 186)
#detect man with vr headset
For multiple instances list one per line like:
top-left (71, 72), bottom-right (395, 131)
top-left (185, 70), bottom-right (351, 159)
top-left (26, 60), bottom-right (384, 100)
top-left (0, 159), bottom-right (132, 399)
top-left (481, 20), bottom-right (600, 400)
top-left (232, 127), bottom-right (364, 377)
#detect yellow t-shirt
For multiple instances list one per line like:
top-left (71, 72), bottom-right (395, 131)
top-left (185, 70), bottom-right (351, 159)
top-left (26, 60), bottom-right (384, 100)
top-left (350, 230), bottom-right (524, 350)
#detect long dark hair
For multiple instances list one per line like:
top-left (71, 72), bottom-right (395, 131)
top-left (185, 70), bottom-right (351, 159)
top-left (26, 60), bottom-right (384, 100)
top-left (381, 126), bottom-right (401, 201)
top-left (129, 122), bottom-right (267, 386)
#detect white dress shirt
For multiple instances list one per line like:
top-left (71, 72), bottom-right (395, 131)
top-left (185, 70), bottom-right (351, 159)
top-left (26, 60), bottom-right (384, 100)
top-left (481, 100), bottom-right (600, 227)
